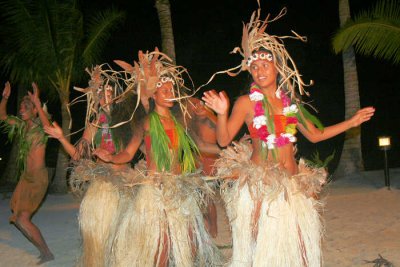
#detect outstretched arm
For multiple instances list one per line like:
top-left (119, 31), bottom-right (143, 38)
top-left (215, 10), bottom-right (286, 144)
top-left (44, 121), bottom-right (93, 160)
top-left (29, 82), bottom-right (51, 127)
top-left (298, 107), bottom-right (375, 143)
top-left (203, 90), bottom-right (248, 147)
top-left (94, 130), bottom-right (143, 164)
top-left (0, 82), bottom-right (11, 121)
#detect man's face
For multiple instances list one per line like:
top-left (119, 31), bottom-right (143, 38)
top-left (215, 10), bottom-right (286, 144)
top-left (19, 99), bottom-right (37, 121)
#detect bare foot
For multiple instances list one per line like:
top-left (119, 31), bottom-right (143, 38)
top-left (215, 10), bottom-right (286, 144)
top-left (36, 253), bottom-right (54, 265)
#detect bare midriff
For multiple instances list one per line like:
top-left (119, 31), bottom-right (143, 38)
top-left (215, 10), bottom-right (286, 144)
top-left (250, 137), bottom-right (298, 176)
top-left (26, 144), bottom-right (46, 174)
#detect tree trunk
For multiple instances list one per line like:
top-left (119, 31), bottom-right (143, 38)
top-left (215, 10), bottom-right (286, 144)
top-left (334, 0), bottom-right (363, 178)
top-left (155, 0), bottom-right (176, 63)
top-left (49, 100), bottom-right (70, 193)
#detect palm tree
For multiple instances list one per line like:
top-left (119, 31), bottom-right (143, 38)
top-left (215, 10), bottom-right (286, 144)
top-left (155, 0), bottom-right (176, 63)
top-left (0, 0), bottom-right (125, 193)
top-left (333, 0), bottom-right (400, 178)
top-left (332, 0), bottom-right (400, 65)
top-left (334, 0), bottom-right (363, 177)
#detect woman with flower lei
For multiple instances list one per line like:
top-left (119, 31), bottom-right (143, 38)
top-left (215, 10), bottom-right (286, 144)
top-left (94, 49), bottom-right (223, 267)
top-left (44, 65), bottom-right (138, 267)
top-left (202, 7), bottom-right (375, 267)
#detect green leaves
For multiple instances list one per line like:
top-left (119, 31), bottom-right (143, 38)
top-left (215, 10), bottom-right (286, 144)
top-left (0, 0), bottom-right (125, 99)
top-left (332, 0), bottom-right (400, 64)
top-left (149, 112), bottom-right (173, 172)
top-left (304, 150), bottom-right (336, 169)
top-left (83, 8), bottom-right (126, 66)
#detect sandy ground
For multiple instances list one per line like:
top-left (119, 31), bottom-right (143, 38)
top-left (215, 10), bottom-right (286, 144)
top-left (1, 169), bottom-right (399, 267)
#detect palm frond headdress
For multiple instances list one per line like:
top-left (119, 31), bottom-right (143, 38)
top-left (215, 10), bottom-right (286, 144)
top-left (114, 48), bottom-right (195, 120)
top-left (203, 7), bottom-right (312, 102)
top-left (70, 64), bottom-right (134, 130)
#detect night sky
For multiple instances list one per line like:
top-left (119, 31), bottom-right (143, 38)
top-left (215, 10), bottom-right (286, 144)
top-left (1, 0), bottom-right (399, 174)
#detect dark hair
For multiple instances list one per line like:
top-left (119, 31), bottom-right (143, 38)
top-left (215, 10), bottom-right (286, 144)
top-left (110, 91), bottom-right (146, 148)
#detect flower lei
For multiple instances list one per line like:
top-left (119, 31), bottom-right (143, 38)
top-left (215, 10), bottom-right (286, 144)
top-left (250, 83), bottom-right (298, 149)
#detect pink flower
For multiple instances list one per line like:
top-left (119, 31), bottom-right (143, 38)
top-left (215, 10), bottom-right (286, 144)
top-left (257, 126), bottom-right (269, 140)
top-left (280, 92), bottom-right (291, 107)
top-left (287, 117), bottom-right (298, 124)
top-left (275, 135), bottom-right (289, 147)
top-left (254, 102), bottom-right (264, 116)
top-left (99, 113), bottom-right (107, 124)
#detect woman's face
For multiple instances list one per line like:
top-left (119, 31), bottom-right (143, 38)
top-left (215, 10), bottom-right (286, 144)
top-left (249, 52), bottom-right (278, 90)
top-left (153, 81), bottom-right (175, 108)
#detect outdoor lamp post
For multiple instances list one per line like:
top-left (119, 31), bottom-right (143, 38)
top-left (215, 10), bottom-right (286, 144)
top-left (378, 136), bottom-right (391, 189)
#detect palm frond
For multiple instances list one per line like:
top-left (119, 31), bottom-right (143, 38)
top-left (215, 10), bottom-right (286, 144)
top-left (82, 8), bottom-right (125, 65)
top-left (332, 0), bottom-right (400, 64)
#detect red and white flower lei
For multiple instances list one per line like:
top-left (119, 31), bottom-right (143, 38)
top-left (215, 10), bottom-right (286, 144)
top-left (249, 83), bottom-right (299, 149)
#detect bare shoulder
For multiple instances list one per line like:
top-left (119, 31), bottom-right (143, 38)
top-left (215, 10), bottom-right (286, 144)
top-left (232, 95), bottom-right (252, 112)
top-left (235, 95), bottom-right (251, 104)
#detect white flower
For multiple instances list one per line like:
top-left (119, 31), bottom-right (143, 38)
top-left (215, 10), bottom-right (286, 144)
top-left (249, 91), bottom-right (264, 101)
top-left (283, 104), bottom-right (298, 115)
top-left (253, 115), bottom-right (267, 129)
top-left (266, 134), bottom-right (276, 149)
top-left (281, 133), bottom-right (297, 143)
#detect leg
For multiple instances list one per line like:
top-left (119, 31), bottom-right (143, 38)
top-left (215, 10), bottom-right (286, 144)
top-left (206, 200), bottom-right (218, 238)
top-left (14, 211), bottom-right (54, 264)
top-left (155, 230), bottom-right (169, 267)
top-left (251, 200), bottom-right (262, 239)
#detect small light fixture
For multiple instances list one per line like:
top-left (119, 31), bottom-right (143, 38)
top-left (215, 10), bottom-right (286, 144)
top-left (378, 136), bottom-right (391, 189)
top-left (378, 136), bottom-right (391, 150)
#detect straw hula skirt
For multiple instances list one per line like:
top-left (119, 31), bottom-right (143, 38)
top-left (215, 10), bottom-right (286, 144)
top-left (69, 160), bottom-right (136, 267)
top-left (108, 161), bottom-right (224, 267)
top-left (70, 159), bottom-right (223, 267)
top-left (216, 141), bottom-right (327, 267)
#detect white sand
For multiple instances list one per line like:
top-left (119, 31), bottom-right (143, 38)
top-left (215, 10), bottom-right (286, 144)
top-left (0, 169), bottom-right (399, 266)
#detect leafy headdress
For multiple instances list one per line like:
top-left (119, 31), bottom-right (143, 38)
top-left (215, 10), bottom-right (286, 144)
top-left (114, 47), bottom-right (194, 120)
top-left (201, 6), bottom-right (313, 104)
top-left (69, 64), bottom-right (137, 152)
top-left (114, 48), bottom-right (199, 173)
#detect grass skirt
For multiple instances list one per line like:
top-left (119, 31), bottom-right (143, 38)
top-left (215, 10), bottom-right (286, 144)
top-left (216, 142), bottom-right (326, 267)
top-left (109, 161), bottom-right (224, 267)
top-left (69, 160), bottom-right (136, 267)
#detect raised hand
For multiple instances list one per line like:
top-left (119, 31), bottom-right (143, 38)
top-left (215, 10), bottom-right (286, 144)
top-left (44, 121), bottom-right (64, 140)
top-left (28, 82), bottom-right (41, 107)
top-left (2, 81), bottom-right (11, 99)
top-left (202, 90), bottom-right (229, 116)
top-left (349, 107), bottom-right (375, 127)
top-left (93, 148), bottom-right (113, 163)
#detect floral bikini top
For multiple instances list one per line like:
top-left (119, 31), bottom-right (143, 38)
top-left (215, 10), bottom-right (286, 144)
top-left (248, 83), bottom-right (299, 149)
top-left (248, 114), bottom-right (291, 138)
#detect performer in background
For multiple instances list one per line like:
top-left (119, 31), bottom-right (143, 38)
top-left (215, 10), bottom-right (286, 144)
top-left (187, 97), bottom-right (219, 238)
top-left (44, 65), bottom-right (138, 267)
top-left (1, 82), bottom-right (54, 264)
